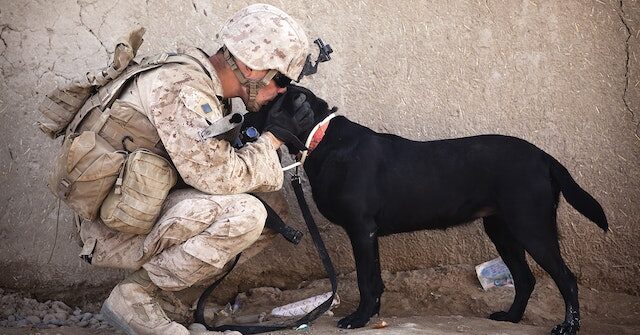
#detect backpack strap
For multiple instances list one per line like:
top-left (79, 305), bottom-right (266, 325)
top-left (67, 53), bottom-right (213, 136)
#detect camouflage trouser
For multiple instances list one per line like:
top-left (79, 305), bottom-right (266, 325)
top-left (79, 188), bottom-right (281, 291)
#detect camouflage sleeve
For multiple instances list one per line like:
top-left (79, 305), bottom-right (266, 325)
top-left (147, 68), bottom-right (283, 195)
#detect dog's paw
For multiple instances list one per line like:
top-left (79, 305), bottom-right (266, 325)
top-left (337, 312), bottom-right (370, 329)
top-left (550, 321), bottom-right (579, 335)
top-left (489, 311), bottom-right (519, 323)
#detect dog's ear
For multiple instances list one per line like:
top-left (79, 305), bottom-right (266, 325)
top-left (287, 84), bottom-right (331, 115)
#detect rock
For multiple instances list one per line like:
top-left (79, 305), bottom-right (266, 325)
top-left (94, 313), bottom-right (104, 321)
top-left (16, 319), bottom-right (28, 327)
top-left (26, 315), bottom-right (41, 324)
top-left (3, 306), bottom-right (16, 316)
top-left (54, 311), bottom-right (68, 321)
top-left (1, 294), bottom-right (14, 304)
top-left (43, 314), bottom-right (57, 324)
top-left (77, 320), bottom-right (89, 327)
top-left (52, 301), bottom-right (71, 312)
top-left (73, 308), bottom-right (82, 316)
top-left (81, 312), bottom-right (92, 322)
top-left (7, 315), bottom-right (16, 322)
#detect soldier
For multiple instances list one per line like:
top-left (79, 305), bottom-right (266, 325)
top-left (77, 4), bottom-right (315, 335)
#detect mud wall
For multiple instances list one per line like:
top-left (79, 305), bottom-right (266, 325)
top-left (0, 0), bottom-right (638, 300)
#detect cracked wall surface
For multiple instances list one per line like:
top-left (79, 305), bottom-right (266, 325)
top-left (0, 0), bottom-right (638, 302)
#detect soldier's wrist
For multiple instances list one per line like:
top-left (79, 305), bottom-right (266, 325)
top-left (262, 131), bottom-right (284, 149)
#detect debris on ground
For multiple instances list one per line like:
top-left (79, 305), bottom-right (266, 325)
top-left (475, 257), bottom-right (514, 290)
top-left (0, 288), bottom-right (113, 331)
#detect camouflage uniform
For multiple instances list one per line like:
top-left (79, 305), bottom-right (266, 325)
top-left (80, 46), bottom-right (283, 291)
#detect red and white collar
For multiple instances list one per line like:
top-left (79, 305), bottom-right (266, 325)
top-left (282, 113), bottom-right (337, 171)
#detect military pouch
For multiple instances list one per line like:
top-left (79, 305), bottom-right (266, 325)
top-left (49, 131), bottom-right (127, 221)
top-left (100, 149), bottom-right (177, 235)
top-left (37, 85), bottom-right (94, 138)
top-left (36, 27), bottom-right (146, 139)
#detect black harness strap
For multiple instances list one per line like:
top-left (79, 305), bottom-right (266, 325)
top-left (194, 174), bottom-right (338, 334)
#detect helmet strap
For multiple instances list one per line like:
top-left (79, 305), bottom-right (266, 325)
top-left (223, 47), bottom-right (277, 111)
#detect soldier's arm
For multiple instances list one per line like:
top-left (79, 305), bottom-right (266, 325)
top-left (148, 76), bottom-right (284, 195)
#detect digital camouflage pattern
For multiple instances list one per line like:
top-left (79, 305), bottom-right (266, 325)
top-left (217, 3), bottom-right (309, 81)
top-left (80, 46), bottom-right (285, 290)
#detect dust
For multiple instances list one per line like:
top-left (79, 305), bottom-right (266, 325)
top-left (2, 265), bottom-right (639, 334)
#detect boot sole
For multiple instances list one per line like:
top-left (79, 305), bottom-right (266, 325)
top-left (101, 302), bottom-right (137, 335)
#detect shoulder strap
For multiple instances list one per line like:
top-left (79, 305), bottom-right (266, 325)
top-left (67, 53), bottom-right (212, 135)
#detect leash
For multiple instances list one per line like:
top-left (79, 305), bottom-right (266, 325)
top-left (194, 172), bottom-right (338, 334)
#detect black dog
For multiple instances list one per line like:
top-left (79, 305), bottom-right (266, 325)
top-left (253, 85), bottom-right (607, 335)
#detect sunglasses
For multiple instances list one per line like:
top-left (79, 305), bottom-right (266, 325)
top-left (273, 72), bottom-right (292, 88)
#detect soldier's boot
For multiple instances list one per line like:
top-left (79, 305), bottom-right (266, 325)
top-left (101, 268), bottom-right (190, 335)
top-left (102, 269), bottom-right (242, 335)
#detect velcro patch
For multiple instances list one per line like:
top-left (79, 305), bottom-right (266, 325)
top-left (179, 86), bottom-right (221, 123)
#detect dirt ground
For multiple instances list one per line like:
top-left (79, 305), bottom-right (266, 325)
top-left (2, 265), bottom-right (639, 335)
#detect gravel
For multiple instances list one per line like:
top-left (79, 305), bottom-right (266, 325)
top-left (0, 288), bottom-right (114, 330)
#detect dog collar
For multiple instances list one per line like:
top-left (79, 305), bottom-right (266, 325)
top-left (282, 113), bottom-right (337, 172)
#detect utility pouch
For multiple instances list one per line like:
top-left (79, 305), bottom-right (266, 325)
top-left (49, 131), bottom-right (127, 221)
top-left (37, 85), bottom-right (93, 138)
top-left (36, 26), bottom-right (146, 138)
top-left (100, 149), bottom-right (177, 234)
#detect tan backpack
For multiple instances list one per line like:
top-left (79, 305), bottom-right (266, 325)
top-left (38, 27), bottom-right (205, 232)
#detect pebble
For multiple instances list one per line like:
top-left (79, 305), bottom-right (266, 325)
top-left (81, 312), bottom-right (93, 322)
top-left (26, 315), bottom-right (41, 324)
top-left (42, 314), bottom-right (56, 324)
top-left (0, 288), bottom-right (114, 330)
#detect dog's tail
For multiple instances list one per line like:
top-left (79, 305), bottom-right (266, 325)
top-left (548, 155), bottom-right (608, 231)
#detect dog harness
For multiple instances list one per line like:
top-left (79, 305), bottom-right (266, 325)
top-left (282, 112), bottom-right (337, 171)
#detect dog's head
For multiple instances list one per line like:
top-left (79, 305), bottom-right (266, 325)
top-left (243, 84), bottom-right (336, 153)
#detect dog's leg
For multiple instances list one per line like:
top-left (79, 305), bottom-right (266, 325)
top-left (504, 207), bottom-right (580, 335)
top-left (483, 216), bottom-right (536, 323)
top-left (338, 227), bottom-right (383, 329)
top-left (521, 234), bottom-right (580, 335)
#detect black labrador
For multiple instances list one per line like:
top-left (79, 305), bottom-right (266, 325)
top-left (250, 85), bottom-right (608, 335)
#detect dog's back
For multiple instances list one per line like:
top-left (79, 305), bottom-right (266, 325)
top-left (305, 116), bottom-right (589, 234)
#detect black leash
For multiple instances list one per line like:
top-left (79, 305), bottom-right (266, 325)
top-left (194, 174), bottom-right (338, 334)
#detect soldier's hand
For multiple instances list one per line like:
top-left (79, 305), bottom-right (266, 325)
top-left (263, 93), bottom-right (314, 153)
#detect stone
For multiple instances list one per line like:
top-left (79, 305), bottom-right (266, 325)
top-left (54, 311), bottom-right (68, 321)
top-left (80, 312), bottom-right (92, 322)
top-left (43, 314), bottom-right (57, 324)
top-left (52, 301), bottom-right (71, 311)
top-left (26, 315), bottom-right (41, 324)
top-left (3, 306), bottom-right (16, 316)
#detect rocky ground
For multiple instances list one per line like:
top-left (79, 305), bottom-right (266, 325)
top-left (1, 265), bottom-right (639, 335)
top-left (0, 288), bottom-right (112, 331)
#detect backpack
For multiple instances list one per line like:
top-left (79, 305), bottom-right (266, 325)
top-left (38, 27), bottom-right (205, 233)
